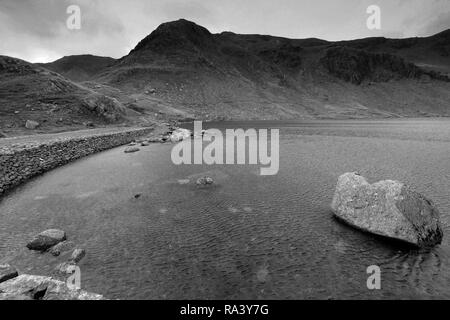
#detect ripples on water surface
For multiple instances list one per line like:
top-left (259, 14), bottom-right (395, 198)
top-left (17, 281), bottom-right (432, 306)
top-left (1, 119), bottom-right (450, 299)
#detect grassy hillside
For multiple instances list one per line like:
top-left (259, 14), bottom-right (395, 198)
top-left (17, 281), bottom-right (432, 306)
top-left (0, 56), bottom-right (145, 137)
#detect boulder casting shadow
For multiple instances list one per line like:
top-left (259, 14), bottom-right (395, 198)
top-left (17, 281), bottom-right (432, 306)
top-left (331, 172), bottom-right (443, 247)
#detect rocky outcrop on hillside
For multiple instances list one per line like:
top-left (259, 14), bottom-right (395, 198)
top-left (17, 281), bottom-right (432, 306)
top-left (321, 46), bottom-right (426, 84)
top-left (82, 93), bottom-right (126, 122)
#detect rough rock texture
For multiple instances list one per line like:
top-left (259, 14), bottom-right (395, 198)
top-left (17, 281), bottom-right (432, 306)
top-left (25, 120), bottom-right (39, 130)
top-left (0, 127), bottom-right (153, 197)
top-left (70, 249), bottom-right (86, 263)
top-left (0, 274), bottom-right (104, 300)
top-left (331, 172), bottom-right (443, 247)
top-left (124, 146), bottom-right (140, 153)
top-left (321, 46), bottom-right (426, 84)
top-left (48, 240), bottom-right (75, 256)
top-left (196, 176), bottom-right (214, 186)
top-left (26, 229), bottom-right (66, 251)
top-left (55, 262), bottom-right (77, 275)
top-left (81, 94), bottom-right (126, 122)
top-left (0, 264), bottom-right (18, 284)
top-left (170, 128), bottom-right (191, 142)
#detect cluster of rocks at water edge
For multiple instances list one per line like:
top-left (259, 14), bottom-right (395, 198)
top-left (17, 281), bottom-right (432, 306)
top-left (331, 172), bottom-right (444, 247)
top-left (123, 126), bottom-right (192, 153)
top-left (0, 229), bottom-right (104, 300)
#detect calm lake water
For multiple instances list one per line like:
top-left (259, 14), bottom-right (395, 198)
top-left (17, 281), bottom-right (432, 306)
top-left (1, 119), bottom-right (450, 299)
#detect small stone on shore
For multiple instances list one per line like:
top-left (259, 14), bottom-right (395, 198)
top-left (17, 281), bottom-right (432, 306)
top-left (25, 120), bottom-right (40, 130)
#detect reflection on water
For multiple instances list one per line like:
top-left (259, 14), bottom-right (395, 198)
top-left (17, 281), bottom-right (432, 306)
top-left (0, 119), bottom-right (449, 299)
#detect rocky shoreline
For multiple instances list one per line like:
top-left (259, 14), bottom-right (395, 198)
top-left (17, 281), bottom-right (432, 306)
top-left (0, 126), bottom-right (156, 198)
top-left (0, 124), bottom-right (189, 300)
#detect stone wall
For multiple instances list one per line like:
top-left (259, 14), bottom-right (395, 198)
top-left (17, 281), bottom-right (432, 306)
top-left (0, 128), bottom-right (153, 197)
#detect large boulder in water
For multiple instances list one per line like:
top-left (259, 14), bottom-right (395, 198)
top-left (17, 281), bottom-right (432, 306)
top-left (26, 229), bottom-right (66, 251)
top-left (331, 172), bottom-right (443, 247)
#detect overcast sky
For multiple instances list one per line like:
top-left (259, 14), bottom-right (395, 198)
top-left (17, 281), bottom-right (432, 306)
top-left (0, 0), bottom-right (449, 63)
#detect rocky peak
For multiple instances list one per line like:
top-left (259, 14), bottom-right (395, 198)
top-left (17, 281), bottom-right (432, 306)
top-left (130, 19), bottom-right (214, 54)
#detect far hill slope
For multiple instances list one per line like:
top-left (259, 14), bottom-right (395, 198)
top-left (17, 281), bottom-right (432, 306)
top-left (39, 55), bottom-right (115, 82)
top-left (93, 19), bottom-right (450, 120)
top-left (0, 56), bottom-right (141, 136)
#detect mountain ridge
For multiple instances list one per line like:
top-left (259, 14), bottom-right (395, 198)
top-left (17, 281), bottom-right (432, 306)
top-left (2, 19), bottom-right (450, 136)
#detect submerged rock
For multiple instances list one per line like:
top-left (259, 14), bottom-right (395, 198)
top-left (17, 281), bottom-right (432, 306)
top-left (124, 146), bottom-right (140, 153)
top-left (0, 274), bottom-right (104, 300)
top-left (331, 172), bottom-right (443, 247)
top-left (48, 241), bottom-right (75, 256)
top-left (0, 264), bottom-right (18, 284)
top-left (26, 229), bottom-right (67, 251)
top-left (70, 249), bottom-right (86, 264)
top-left (196, 176), bottom-right (214, 186)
